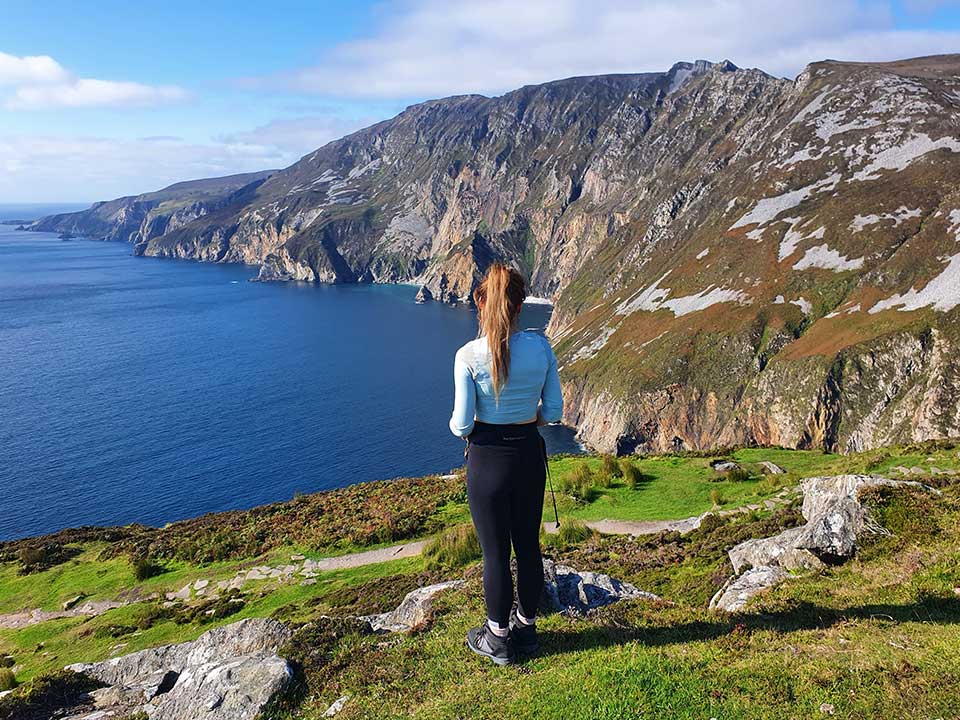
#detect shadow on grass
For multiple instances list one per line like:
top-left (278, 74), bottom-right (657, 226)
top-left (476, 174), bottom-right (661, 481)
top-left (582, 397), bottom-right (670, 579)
top-left (531, 595), bottom-right (960, 659)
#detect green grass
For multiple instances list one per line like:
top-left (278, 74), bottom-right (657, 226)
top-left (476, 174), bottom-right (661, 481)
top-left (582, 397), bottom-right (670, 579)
top-left (546, 454), bottom-right (780, 522)
top-left (0, 556), bottom-right (425, 681)
top-left (423, 524), bottom-right (482, 570)
top-left (542, 518), bottom-right (593, 549)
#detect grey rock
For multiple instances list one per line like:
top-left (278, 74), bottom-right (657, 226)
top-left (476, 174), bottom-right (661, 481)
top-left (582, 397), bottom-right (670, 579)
top-left (66, 618), bottom-right (294, 720)
top-left (62, 594), bottom-right (85, 610)
top-left (543, 559), bottom-right (659, 613)
top-left (165, 584), bottom-right (192, 601)
top-left (797, 475), bottom-right (938, 559)
top-left (728, 527), bottom-right (821, 573)
top-left (714, 475), bottom-right (940, 612)
top-left (758, 461), bottom-right (786, 475)
top-left (323, 695), bottom-right (350, 716)
top-left (709, 566), bottom-right (790, 612)
top-left (711, 460), bottom-right (741, 473)
top-left (361, 580), bottom-right (465, 633)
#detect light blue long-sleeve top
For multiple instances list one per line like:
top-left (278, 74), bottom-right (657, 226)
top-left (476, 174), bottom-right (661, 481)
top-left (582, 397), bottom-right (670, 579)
top-left (449, 329), bottom-right (564, 437)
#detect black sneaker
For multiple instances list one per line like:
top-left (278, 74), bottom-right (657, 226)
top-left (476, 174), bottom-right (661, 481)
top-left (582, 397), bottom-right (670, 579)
top-left (466, 623), bottom-right (515, 665)
top-left (509, 607), bottom-right (540, 655)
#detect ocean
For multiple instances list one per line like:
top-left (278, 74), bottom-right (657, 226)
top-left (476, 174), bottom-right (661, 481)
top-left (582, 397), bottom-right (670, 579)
top-left (0, 205), bottom-right (581, 541)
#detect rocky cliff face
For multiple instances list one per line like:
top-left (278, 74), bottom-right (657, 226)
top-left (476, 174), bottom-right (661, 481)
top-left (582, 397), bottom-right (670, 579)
top-left (29, 55), bottom-right (960, 454)
top-left (27, 171), bottom-right (276, 248)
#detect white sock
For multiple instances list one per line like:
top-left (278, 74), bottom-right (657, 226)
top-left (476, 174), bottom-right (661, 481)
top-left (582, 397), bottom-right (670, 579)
top-left (487, 619), bottom-right (509, 637)
top-left (516, 609), bottom-right (536, 626)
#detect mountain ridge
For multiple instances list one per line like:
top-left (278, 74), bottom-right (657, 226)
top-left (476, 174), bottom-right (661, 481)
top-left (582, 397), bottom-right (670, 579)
top-left (25, 54), bottom-right (960, 454)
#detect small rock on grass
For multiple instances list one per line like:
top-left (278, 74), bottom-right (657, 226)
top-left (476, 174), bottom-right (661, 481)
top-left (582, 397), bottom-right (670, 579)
top-left (62, 594), bottom-right (85, 611)
top-left (323, 695), bottom-right (349, 717)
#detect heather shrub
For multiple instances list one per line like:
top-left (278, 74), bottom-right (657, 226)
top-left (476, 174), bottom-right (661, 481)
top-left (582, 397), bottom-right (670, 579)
top-left (601, 455), bottom-right (622, 478)
top-left (710, 488), bottom-right (726, 507)
top-left (726, 467), bottom-right (751, 483)
top-left (620, 460), bottom-right (645, 489)
top-left (132, 557), bottom-right (164, 582)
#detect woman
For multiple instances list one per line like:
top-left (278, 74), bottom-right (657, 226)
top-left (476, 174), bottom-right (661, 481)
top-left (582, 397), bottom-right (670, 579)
top-left (449, 263), bottom-right (564, 665)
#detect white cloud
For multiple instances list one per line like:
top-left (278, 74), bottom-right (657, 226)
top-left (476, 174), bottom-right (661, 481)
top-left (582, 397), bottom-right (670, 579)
top-left (0, 134), bottom-right (287, 202)
top-left (0, 111), bottom-right (378, 202)
top-left (0, 50), bottom-right (188, 110)
top-left (0, 51), bottom-right (70, 86)
top-left (256, 0), bottom-right (960, 98)
top-left (6, 78), bottom-right (188, 110)
top-left (218, 115), bottom-right (374, 155)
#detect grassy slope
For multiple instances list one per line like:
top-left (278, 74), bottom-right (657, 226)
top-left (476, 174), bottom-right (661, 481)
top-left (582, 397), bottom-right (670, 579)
top-left (284, 476), bottom-right (960, 720)
top-left (2, 443), bottom-right (960, 717)
top-left (0, 557), bottom-right (426, 680)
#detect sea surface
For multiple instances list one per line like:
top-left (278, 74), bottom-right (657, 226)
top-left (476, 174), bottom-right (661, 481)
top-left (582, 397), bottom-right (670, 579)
top-left (0, 204), bottom-right (581, 541)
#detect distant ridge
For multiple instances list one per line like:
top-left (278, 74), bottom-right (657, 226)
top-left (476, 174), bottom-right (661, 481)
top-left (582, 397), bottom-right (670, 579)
top-left (27, 54), bottom-right (960, 455)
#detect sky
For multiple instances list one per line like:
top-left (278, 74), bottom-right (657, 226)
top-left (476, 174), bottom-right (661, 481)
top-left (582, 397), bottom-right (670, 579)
top-left (1, 0), bottom-right (959, 203)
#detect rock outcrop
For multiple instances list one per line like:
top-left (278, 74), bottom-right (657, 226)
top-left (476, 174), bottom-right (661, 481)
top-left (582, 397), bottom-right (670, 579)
top-left (542, 559), bottom-right (659, 613)
top-left (710, 475), bottom-right (940, 611)
top-left (27, 55), bottom-right (960, 455)
top-left (361, 580), bottom-right (465, 633)
top-left (65, 618), bottom-right (293, 720)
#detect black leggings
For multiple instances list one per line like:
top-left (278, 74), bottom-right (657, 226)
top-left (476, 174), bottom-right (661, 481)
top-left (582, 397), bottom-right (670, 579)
top-left (466, 421), bottom-right (547, 627)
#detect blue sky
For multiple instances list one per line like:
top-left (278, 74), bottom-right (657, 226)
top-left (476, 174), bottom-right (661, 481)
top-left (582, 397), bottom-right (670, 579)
top-left (1, 0), bottom-right (959, 202)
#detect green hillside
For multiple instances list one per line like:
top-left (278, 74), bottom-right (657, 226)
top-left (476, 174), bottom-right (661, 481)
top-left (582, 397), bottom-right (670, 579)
top-left (2, 442), bottom-right (959, 719)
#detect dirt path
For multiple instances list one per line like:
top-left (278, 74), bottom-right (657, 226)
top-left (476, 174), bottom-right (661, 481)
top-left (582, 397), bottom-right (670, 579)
top-left (307, 540), bottom-right (430, 571)
top-left (0, 600), bottom-right (124, 630)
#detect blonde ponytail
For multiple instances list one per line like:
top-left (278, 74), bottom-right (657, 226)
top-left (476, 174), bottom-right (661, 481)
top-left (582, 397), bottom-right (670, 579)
top-left (473, 263), bottom-right (526, 401)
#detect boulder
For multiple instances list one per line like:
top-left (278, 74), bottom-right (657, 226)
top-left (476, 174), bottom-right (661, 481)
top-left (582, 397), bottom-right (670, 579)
top-left (711, 460), bottom-right (740, 473)
top-left (728, 528), bottom-right (824, 573)
top-left (62, 594), bottom-right (85, 610)
top-left (797, 475), bottom-right (937, 559)
top-left (758, 461), bottom-right (786, 475)
top-left (709, 566), bottom-right (790, 612)
top-left (713, 475), bottom-right (940, 612)
top-left (66, 618), bottom-right (294, 720)
top-left (542, 559), bottom-right (659, 613)
top-left (360, 580), bottom-right (465, 633)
